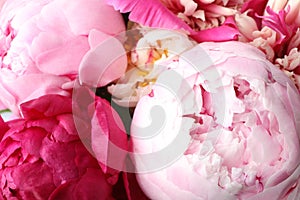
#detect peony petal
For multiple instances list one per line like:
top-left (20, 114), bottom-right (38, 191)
top-left (20, 94), bottom-right (72, 119)
top-left (0, 116), bottom-right (8, 141)
top-left (49, 168), bottom-right (113, 200)
top-left (36, 35), bottom-right (90, 75)
top-left (79, 36), bottom-right (127, 87)
top-left (106, 0), bottom-right (191, 31)
top-left (91, 97), bottom-right (128, 175)
top-left (0, 72), bottom-right (71, 114)
top-left (10, 162), bottom-right (56, 199)
top-left (55, 0), bottom-right (125, 36)
top-left (88, 29), bottom-right (112, 49)
top-left (241, 0), bottom-right (268, 29)
top-left (191, 16), bottom-right (240, 42)
top-left (16, 127), bottom-right (47, 157)
top-left (40, 138), bottom-right (79, 186)
top-left (123, 172), bottom-right (150, 200)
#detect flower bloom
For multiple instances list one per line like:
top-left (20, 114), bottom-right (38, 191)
top-left (0, 93), bottom-right (128, 199)
top-left (131, 41), bottom-right (300, 199)
top-left (108, 29), bottom-right (195, 107)
top-left (236, 0), bottom-right (300, 90)
top-left (106, 0), bottom-right (245, 42)
top-left (0, 0), bottom-right (126, 114)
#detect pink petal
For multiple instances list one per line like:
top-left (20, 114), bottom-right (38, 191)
top-left (79, 36), bottom-right (127, 87)
top-left (88, 29), bottom-right (112, 49)
top-left (36, 35), bottom-right (90, 75)
top-left (49, 168), bottom-right (113, 200)
top-left (55, 0), bottom-right (125, 36)
top-left (9, 162), bottom-right (56, 199)
top-left (0, 100), bottom-right (7, 111)
top-left (106, 0), bottom-right (191, 31)
top-left (0, 73), bottom-right (71, 114)
top-left (52, 115), bottom-right (79, 143)
top-left (122, 172), bottom-right (150, 200)
top-left (0, 116), bottom-right (8, 141)
top-left (91, 97), bottom-right (128, 175)
top-left (16, 128), bottom-right (47, 157)
top-left (191, 16), bottom-right (240, 42)
top-left (261, 6), bottom-right (295, 46)
top-left (74, 144), bottom-right (100, 174)
top-left (40, 138), bottom-right (79, 186)
top-left (20, 95), bottom-right (72, 119)
top-left (241, 0), bottom-right (268, 29)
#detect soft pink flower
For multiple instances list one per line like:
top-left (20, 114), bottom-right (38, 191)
top-left (0, 93), bottom-right (128, 199)
top-left (131, 41), bottom-right (300, 199)
top-left (0, 0), bottom-right (126, 114)
top-left (106, 0), bottom-right (244, 42)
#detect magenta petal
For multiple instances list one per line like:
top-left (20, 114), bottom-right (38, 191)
top-left (241, 0), bottom-right (268, 29)
top-left (9, 162), bottom-right (56, 199)
top-left (0, 73), bottom-right (71, 114)
top-left (123, 172), bottom-right (150, 200)
top-left (106, 0), bottom-right (191, 31)
top-left (20, 95), bottom-right (72, 119)
top-left (91, 97), bottom-right (128, 174)
top-left (40, 138), bottom-right (79, 186)
top-left (0, 117), bottom-right (8, 140)
top-left (79, 36), bottom-right (127, 87)
top-left (49, 168), bottom-right (113, 200)
top-left (17, 128), bottom-right (47, 157)
top-left (191, 16), bottom-right (240, 42)
top-left (261, 6), bottom-right (295, 45)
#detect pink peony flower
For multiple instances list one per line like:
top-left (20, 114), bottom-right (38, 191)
top-left (236, 0), bottom-right (300, 90)
top-left (0, 93), bottom-right (128, 199)
top-left (0, 0), bottom-right (126, 114)
top-left (106, 0), bottom-right (244, 42)
top-left (131, 41), bottom-right (300, 199)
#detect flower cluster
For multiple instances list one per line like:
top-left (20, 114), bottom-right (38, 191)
top-left (0, 0), bottom-right (299, 199)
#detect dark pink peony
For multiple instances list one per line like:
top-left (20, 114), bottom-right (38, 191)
top-left (0, 93), bottom-right (128, 199)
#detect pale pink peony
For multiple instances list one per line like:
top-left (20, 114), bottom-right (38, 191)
top-left (106, 0), bottom-right (245, 42)
top-left (0, 0), bottom-right (126, 114)
top-left (131, 41), bottom-right (300, 199)
top-left (0, 93), bottom-right (128, 199)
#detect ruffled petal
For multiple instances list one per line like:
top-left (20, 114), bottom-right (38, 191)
top-left (241, 0), bottom-right (268, 29)
top-left (106, 0), bottom-right (191, 31)
top-left (91, 97), bottom-right (128, 176)
top-left (49, 168), bottom-right (113, 200)
top-left (56, 0), bottom-right (125, 35)
top-left (191, 16), bottom-right (239, 42)
top-left (0, 73), bottom-right (71, 114)
top-left (20, 94), bottom-right (72, 119)
top-left (79, 36), bottom-right (127, 87)
top-left (0, 116), bottom-right (8, 140)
